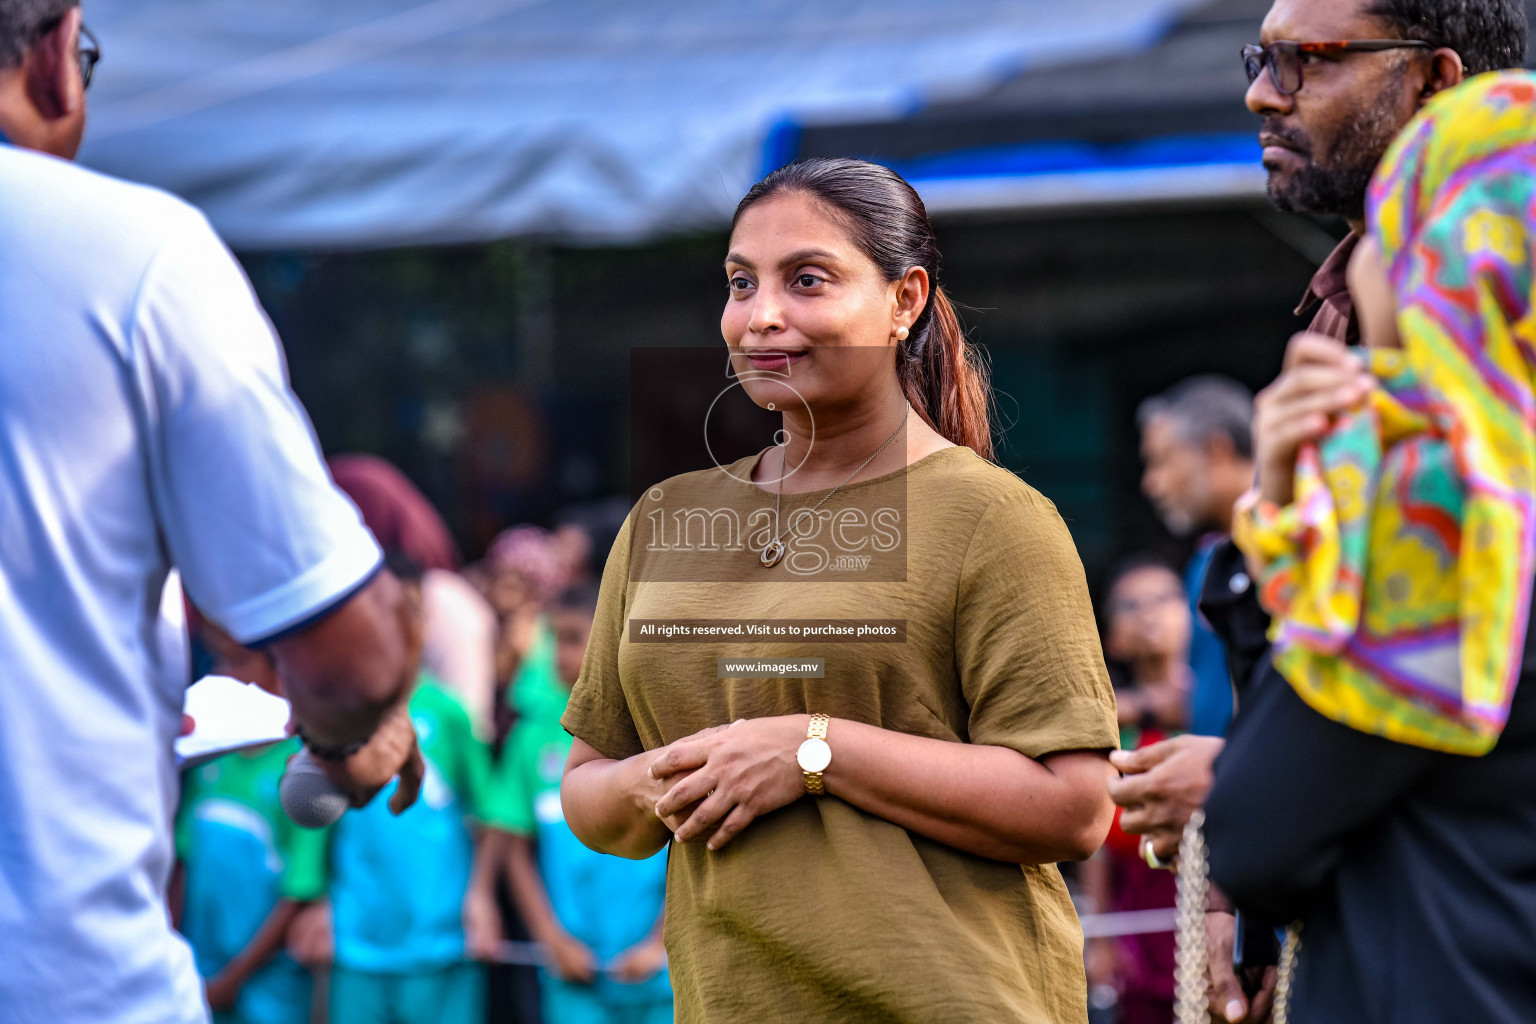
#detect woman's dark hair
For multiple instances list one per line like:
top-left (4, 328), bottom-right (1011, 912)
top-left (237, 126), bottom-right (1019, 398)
top-left (732, 158), bottom-right (993, 460)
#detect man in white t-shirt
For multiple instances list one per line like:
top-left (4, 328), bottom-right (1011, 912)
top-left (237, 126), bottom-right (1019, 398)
top-left (0, 5), bottom-right (426, 1022)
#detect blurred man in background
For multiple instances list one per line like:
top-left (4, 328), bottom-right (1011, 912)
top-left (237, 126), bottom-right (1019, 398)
top-left (0, 5), bottom-right (424, 1022)
top-left (1137, 376), bottom-right (1256, 738)
top-left (1084, 557), bottom-right (1194, 1024)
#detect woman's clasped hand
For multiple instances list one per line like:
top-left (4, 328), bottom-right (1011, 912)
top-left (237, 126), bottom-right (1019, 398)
top-left (648, 717), bottom-right (811, 851)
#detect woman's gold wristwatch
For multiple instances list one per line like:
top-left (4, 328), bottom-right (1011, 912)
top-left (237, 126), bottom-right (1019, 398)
top-left (796, 713), bottom-right (832, 795)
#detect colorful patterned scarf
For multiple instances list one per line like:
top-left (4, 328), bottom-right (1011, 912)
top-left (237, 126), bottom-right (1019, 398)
top-left (1234, 71), bottom-right (1536, 755)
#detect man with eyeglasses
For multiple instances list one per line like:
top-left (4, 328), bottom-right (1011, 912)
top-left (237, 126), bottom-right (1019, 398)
top-left (0, 2), bottom-right (94, 157)
top-left (1107, 1), bottom-right (1528, 1021)
top-left (0, 5), bottom-right (431, 1024)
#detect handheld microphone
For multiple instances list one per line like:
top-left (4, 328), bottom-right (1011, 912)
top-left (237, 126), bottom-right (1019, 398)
top-left (279, 748), bottom-right (350, 829)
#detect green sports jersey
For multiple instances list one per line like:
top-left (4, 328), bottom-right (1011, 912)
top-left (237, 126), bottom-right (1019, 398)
top-left (409, 675), bottom-right (516, 829)
top-left (176, 737), bottom-right (327, 1024)
top-left (497, 706), bottom-right (569, 839)
top-left (176, 737), bottom-right (328, 904)
top-left (507, 619), bottom-right (569, 726)
top-left (498, 685), bottom-right (671, 1005)
top-left (329, 676), bottom-right (516, 973)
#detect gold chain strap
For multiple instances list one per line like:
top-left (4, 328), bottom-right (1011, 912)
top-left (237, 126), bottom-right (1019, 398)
top-left (1272, 924), bottom-right (1302, 1024)
top-left (1171, 810), bottom-right (1302, 1024)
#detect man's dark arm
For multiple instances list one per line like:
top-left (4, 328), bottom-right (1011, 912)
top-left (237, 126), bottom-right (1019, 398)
top-left (265, 571), bottom-right (423, 810)
top-left (1205, 661), bottom-right (1438, 922)
top-left (268, 571), bottom-right (410, 749)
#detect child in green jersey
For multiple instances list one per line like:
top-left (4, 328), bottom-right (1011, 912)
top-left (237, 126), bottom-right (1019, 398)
top-left (175, 619), bottom-right (327, 1024)
top-left (502, 582), bottom-right (671, 1024)
top-left (325, 553), bottom-right (516, 1024)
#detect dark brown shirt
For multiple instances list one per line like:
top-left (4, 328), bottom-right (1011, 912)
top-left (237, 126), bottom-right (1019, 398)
top-left (1294, 232), bottom-right (1359, 344)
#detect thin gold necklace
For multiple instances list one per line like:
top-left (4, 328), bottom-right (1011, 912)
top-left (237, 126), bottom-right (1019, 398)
top-left (760, 407), bottom-right (909, 568)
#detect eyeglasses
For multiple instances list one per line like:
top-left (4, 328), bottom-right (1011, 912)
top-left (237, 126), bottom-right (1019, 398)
top-left (1242, 39), bottom-right (1434, 96)
top-left (32, 17), bottom-right (101, 91)
top-left (77, 24), bottom-right (100, 91)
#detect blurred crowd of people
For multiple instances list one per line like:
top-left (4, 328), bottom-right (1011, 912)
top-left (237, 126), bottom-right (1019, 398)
top-left (171, 456), bottom-right (668, 1024)
top-left (12, 1), bottom-right (1536, 1022)
top-left (1076, 377), bottom-right (1256, 1024)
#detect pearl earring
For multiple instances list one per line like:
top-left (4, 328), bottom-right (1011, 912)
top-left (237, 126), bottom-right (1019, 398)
top-left (896, 326), bottom-right (910, 342)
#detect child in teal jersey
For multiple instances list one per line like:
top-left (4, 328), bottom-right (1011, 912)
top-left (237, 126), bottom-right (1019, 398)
top-left (502, 582), bottom-right (672, 1024)
top-left (175, 620), bottom-right (327, 1024)
top-left (326, 553), bottom-right (515, 1024)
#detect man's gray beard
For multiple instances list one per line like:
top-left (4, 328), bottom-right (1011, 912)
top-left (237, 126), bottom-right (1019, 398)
top-left (1268, 75), bottom-right (1407, 220)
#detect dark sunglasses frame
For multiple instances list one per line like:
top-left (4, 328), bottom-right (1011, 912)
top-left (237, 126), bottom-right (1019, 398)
top-left (33, 16), bottom-right (101, 91)
top-left (1242, 39), bottom-right (1434, 96)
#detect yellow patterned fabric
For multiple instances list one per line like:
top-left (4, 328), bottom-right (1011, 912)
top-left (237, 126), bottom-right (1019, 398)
top-left (1234, 72), bottom-right (1536, 755)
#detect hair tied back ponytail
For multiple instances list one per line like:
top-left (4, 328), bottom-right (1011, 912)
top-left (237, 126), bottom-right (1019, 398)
top-left (733, 158), bottom-right (994, 461)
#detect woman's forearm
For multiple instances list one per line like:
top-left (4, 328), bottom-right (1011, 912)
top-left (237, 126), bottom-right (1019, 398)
top-left (823, 719), bottom-right (1115, 864)
top-left (560, 746), bottom-right (673, 860)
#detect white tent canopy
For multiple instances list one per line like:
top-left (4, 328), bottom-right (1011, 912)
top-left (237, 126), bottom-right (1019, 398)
top-left (78, 0), bottom-right (1204, 250)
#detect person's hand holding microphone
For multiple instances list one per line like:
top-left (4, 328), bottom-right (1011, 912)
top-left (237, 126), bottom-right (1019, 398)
top-left (282, 704), bottom-right (425, 827)
top-left (274, 569), bottom-right (427, 828)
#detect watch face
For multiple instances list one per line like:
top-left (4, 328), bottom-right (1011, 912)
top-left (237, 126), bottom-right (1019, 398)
top-left (797, 737), bottom-right (832, 773)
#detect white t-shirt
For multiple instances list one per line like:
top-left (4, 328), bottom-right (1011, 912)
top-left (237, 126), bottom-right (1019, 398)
top-left (0, 144), bottom-right (382, 1023)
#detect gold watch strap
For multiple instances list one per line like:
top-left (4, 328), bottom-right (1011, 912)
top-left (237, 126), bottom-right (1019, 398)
top-left (803, 713), bottom-right (830, 795)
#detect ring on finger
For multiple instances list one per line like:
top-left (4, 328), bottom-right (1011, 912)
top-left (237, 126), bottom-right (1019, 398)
top-left (1140, 835), bottom-right (1175, 871)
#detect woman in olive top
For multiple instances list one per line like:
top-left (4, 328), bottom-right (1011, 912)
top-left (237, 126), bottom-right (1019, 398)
top-left (559, 158), bottom-right (1119, 1024)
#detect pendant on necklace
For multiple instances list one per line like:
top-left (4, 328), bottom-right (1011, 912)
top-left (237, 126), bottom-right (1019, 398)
top-left (760, 538), bottom-right (786, 568)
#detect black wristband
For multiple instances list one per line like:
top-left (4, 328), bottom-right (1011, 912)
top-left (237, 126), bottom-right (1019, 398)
top-left (295, 725), bottom-right (371, 763)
